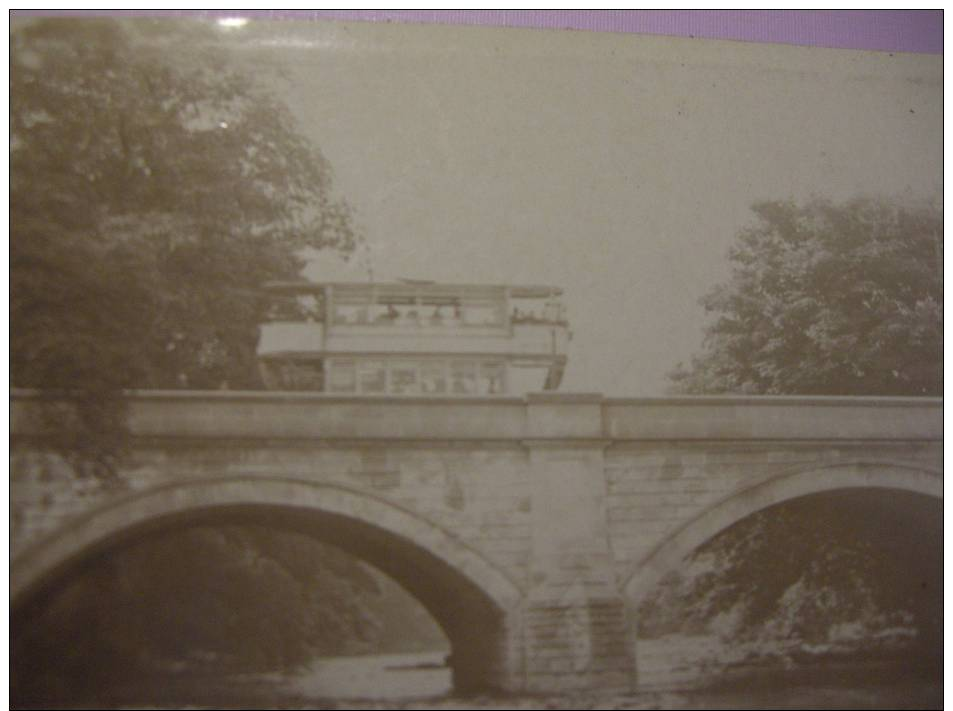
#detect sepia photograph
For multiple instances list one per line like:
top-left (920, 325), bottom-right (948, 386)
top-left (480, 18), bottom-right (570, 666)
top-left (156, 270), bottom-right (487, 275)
top-left (10, 11), bottom-right (942, 710)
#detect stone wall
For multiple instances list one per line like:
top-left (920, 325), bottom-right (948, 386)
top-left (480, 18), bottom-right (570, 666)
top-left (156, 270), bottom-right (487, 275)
top-left (10, 390), bottom-right (942, 693)
top-left (605, 439), bottom-right (943, 591)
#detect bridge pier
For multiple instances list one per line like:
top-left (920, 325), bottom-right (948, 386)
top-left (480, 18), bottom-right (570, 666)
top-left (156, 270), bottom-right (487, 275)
top-left (521, 594), bottom-right (632, 692)
top-left (11, 391), bottom-right (941, 698)
top-left (521, 395), bottom-right (636, 691)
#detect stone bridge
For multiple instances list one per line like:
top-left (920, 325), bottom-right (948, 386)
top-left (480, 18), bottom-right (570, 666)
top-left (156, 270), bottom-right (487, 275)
top-left (10, 391), bottom-right (942, 693)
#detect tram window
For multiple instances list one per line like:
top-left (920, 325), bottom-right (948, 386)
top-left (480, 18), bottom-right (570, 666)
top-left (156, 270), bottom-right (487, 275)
top-left (268, 297), bottom-right (304, 321)
top-left (395, 304), bottom-right (420, 324)
top-left (390, 361), bottom-right (419, 394)
top-left (358, 360), bottom-right (386, 393)
top-left (368, 291), bottom-right (416, 326)
top-left (421, 362), bottom-right (448, 394)
top-left (269, 360), bottom-right (323, 390)
top-left (462, 302), bottom-right (504, 326)
top-left (333, 303), bottom-right (370, 325)
top-left (295, 295), bottom-right (323, 321)
top-left (427, 305), bottom-right (449, 326)
top-left (295, 361), bottom-right (324, 390)
top-left (328, 360), bottom-right (356, 393)
top-left (446, 303), bottom-right (463, 325)
top-left (370, 302), bottom-right (399, 323)
top-left (368, 302), bottom-right (420, 325)
top-left (333, 291), bottom-right (372, 325)
top-left (510, 297), bottom-right (544, 323)
top-left (478, 363), bottom-right (504, 394)
top-left (450, 361), bottom-right (477, 394)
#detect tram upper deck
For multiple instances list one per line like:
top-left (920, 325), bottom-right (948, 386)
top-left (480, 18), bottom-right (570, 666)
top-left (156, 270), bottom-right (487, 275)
top-left (257, 281), bottom-right (570, 395)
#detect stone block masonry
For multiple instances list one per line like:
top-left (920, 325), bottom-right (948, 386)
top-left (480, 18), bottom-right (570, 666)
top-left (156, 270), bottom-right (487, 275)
top-left (10, 390), bottom-right (942, 692)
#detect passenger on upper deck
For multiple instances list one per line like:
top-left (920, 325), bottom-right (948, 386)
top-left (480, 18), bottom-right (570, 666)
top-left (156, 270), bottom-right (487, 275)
top-left (257, 280), bottom-right (569, 394)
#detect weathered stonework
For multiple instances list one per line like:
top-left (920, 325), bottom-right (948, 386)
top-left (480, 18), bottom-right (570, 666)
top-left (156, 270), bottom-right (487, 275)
top-left (10, 391), bottom-right (942, 693)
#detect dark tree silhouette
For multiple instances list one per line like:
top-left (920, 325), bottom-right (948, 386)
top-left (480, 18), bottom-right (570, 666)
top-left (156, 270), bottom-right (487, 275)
top-left (10, 524), bottom-right (426, 705)
top-left (638, 491), bottom-right (941, 673)
top-left (11, 18), bottom-right (357, 479)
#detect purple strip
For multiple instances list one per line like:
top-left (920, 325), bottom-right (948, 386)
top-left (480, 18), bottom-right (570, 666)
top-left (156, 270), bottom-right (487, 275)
top-left (305, 10), bottom-right (944, 54)
top-left (12, 10), bottom-right (943, 54)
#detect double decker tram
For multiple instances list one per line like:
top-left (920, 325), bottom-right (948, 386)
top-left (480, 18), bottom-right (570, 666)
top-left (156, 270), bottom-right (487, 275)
top-left (257, 281), bottom-right (570, 395)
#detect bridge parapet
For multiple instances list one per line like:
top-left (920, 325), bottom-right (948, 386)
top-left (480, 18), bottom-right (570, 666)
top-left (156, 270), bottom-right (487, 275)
top-left (10, 390), bottom-right (942, 693)
top-left (602, 395), bottom-right (942, 441)
top-left (11, 389), bottom-right (942, 444)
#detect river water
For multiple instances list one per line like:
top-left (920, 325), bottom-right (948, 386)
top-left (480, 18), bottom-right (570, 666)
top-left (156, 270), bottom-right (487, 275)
top-left (278, 642), bottom-right (715, 700)
top-left (263, 644), bottom-right (939, 709)
top-left (79, 644), bottom-right (938, 709)
top-left (283, 650), bottom-right (452, 700)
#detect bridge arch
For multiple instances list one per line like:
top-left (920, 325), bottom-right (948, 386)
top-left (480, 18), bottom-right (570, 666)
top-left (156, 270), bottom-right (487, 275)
top-left (11, 476), bottom-right (524, 691)
top-left (623, 460), bottom-right (942, 607)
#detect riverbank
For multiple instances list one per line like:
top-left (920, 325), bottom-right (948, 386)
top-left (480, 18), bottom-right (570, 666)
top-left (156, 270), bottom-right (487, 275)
top-left (13, 650), bottom-right (940, 710)
top-left (19, 676), bottom-right (940, 710)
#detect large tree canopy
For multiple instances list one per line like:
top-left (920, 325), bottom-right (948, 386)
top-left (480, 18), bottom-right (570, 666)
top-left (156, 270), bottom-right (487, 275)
top-left (656, 198), bottom-right (943, 679)
top-left (669, 197), bottom-right (942, 396)
top-left (12, 18), bottom-right (357, 476)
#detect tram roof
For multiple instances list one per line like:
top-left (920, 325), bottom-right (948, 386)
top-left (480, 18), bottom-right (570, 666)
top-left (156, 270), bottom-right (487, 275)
top-left (262, 280), bottom-right (563, 299)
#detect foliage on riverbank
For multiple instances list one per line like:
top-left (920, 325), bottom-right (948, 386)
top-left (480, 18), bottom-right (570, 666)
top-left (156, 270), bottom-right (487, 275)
top-left (11, 523), bottom-right (446, 705)
top-left (636, 489), bottom-right (941, 676)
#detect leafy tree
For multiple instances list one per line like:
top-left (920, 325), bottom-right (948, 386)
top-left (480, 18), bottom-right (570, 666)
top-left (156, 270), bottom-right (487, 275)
top-left (638, 491), bottom-right (941, 670)
top-left (10, 25), bottom-right (446, 705)
top-left (11, 18), bottom-right (356, 479)
top-left (10, 524), bottom-right (400, 704)
top-left (12, 522), bottom-right (449, 706)
top-left (669, 197), bottom-right (941, 396)
top-left (656, 198), bottom-right (943, 676)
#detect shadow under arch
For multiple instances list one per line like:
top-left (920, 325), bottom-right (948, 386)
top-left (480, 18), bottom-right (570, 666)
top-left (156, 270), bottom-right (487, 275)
top-left (11, 476), bottom-right (525, 692)
top-left (623, 460), bottom-right (942, 608)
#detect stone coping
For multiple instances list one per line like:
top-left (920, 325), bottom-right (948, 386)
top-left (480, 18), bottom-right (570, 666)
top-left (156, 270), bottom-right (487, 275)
top-left (10, 388), bottom-right (942, 408)
top-left (11, 389), bottom-right (941, 443)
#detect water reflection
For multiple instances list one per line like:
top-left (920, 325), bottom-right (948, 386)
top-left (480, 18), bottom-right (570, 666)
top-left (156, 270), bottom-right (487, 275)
top-left (285, 650), bottom-right (452, 700)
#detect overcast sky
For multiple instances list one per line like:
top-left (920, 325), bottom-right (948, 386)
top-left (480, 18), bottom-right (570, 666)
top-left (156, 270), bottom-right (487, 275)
top-left (231, 20), bottom-right (941, 395)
